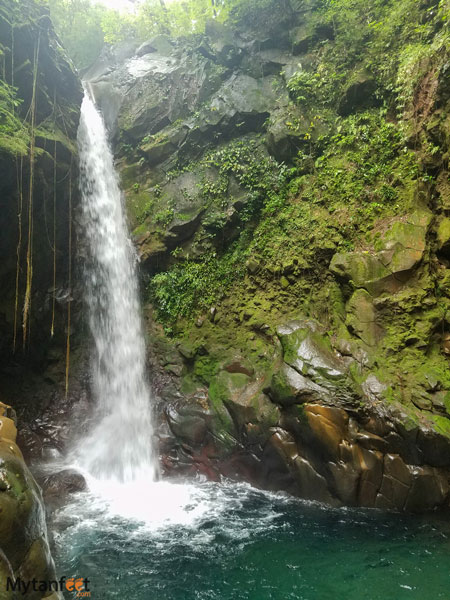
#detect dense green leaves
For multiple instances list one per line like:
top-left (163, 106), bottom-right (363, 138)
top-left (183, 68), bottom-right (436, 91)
top-left (48, 0), bottom-right (107, 70)
top-left (0, 81), bottom-right (29, 154)
top-left (150, 246), bottom-right (246, 327)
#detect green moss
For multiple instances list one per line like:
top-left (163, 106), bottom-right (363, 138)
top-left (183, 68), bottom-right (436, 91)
top-left (431, 415), bottom-right (450, 439)
top-left (192, 355), bottom-right (219, 385)
top-left (270, 371), bottom-right (294, 404)
top-left (0, 80), bottom-right (30, 155)
top-left (117, 0), bottom-right (450, 433)
top-left (207, 376), bottom-right (237, 443)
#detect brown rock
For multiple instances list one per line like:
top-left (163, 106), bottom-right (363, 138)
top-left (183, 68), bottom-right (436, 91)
top-left (293, 456), bottom-right (335, 503)
top-left (270, 429), bottom-right (299, 462)
top-left (303, 404), bottom-right (348, 459)
top-left (327, 460), bottom-right (359, 504)
top-left (357, 449), bottom-right (383, 506)
top-left (384, 454), bottom-right (412, 487)
top-left (377, 475), bottom-right (410, 511)
top-left (404, 466), bottom-right (449, 512)
top-left (355, 430), bottom-right (388, 453)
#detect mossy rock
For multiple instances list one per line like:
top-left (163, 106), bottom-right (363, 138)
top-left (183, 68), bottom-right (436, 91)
top-left (437, 217), bottom-right (450, 256)
top-left (269, 363), bottom-right (327, 406)
top-left (346, 289), bottom-right (380, 347)
top-left (208, 371), bottom-right (280, 447)
top-left (277, 320), bottom-right (347, 383)
top-left (330, 212), bottom-right (431, 296)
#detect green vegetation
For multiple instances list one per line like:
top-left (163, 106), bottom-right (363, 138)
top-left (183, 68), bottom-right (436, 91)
top-left (47, 0), bottom-right (261, 70)
top-left (48, 0), bottom-right (106, 71)
top-left (0, 81), bottom-right (29, 154)
top-left (145, 0), bottom-right (450, 331)
top-left (150, 244), bottom-right (246, 325)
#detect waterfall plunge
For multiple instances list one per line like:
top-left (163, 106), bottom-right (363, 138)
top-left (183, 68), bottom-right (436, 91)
top-left (75, 91), bottom-right (158, 485)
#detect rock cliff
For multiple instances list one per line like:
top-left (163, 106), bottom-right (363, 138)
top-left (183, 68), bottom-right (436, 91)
top-left (0, 0), bottom-right (85, 462)
top-left (83, 0), bottom-right (450, 511)
top-left (0, 0), bottom-right (82, 591)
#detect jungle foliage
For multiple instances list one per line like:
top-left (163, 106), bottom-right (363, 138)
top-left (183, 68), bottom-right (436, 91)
top-left (146, 0), bottom-right (450, 327)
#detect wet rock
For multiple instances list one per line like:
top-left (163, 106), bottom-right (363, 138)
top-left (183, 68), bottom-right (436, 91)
top-left (354, 431), bottom-right (389, 453)
top-left (330, 211), bottom-right (431, 296)
top-left (403, 465), bottom-right (449, 512)
top-left (43, 469), bottom-right (86, 506)
top-left (361, 375), bottom-right (388, 402)
top-left (416, 426), bottom-right (450, 467)
top-left (356, 448), bottom-right (384, 506)
top-left (0, 408), bottom-right (58, 593)
top-left (293, 456), bottom-right (334, 503)
top-left (166, 399), bottom-right (209, 446)
top-left (277, 320), bottom-right (347, 385)
top-left (269, 363), bottom-right (327, 406)
top-left (327, 459), bottom-right (360, 504)
top-left (303, 404), bottom-right (349, 459)
top-left (0, 415), bottom-right (17, 443)
top-left (210, 371), bottom-right (279, 437)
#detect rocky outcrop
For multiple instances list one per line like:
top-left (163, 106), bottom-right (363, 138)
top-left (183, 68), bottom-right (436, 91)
top-left (159, 318), bottom-right (450, 512)
top-left (82, 0), bottom-right (450, 512)
top-left (0, 0), bottom-right (86, 464)
top-left (0, 402), bottom-right (59, 598)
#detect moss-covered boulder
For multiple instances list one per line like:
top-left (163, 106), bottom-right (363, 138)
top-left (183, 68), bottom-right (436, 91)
top-left (0, 403), bottom-right (58, 599)
top-left (330, 211), bottom-right (431, 295)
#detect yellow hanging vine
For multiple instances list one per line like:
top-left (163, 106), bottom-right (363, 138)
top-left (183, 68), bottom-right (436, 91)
top-left (65, 163), bottom-right (73, 398)
top-left (13, 156), bottom-right (23, 353)
top-left (22, 31), bottom-right (40, 349)
top-left (51, 138), bottom-right (57, 337)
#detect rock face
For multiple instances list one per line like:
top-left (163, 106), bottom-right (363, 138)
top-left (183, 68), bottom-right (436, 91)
top-left (160, 319), bottom-right (450, 511)
top-left (0, 402), bottom-right (59, 598)
top-left (84, 22), bottom-right (303, 272)
top-left (0, 0), bottom-right (88, 467)
top-left (84, 0), bottom-right (450, 512)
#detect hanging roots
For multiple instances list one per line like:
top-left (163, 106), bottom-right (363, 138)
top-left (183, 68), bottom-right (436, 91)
top-left (65, 163), bottom-right (73, 398)
top-left (22, 31), bottom-right (40, 349)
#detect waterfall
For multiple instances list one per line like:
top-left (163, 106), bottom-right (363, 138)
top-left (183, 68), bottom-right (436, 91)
top-left (75, 91), bottom-right (157, 484)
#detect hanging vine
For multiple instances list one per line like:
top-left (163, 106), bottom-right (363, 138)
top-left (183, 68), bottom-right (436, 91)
top-left (65, 163), bottom-right (73, 398)
top-left (13, 156), bottom-right (23, 353)
top-left (22, 31), bottom-right (40, 349)
top-left (51, 126), bottom-right (57, 337)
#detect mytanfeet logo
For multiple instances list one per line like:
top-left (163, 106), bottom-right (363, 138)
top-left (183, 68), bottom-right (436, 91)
top-left (6, 576), bottom-right (91, 597)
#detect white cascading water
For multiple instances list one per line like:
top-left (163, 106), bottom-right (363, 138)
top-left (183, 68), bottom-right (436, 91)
top-left (76, 90), bottom-right (158, 485)
top-left (71, 90), bottom-right (213, 527)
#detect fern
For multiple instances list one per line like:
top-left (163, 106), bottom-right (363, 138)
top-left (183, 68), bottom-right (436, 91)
top-left (0, 80), bottom-right (29, 155)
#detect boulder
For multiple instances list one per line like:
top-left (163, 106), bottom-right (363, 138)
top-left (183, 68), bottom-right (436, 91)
top-left (330, 211), bottom-right (431, 296)
top-left (345, 289), bottom-right (380, 346)
top-left (209, 371), bottom-right (279, 436)
top-left (166, 398), bottom-right (209, 446)
top-left (277, 319), bottom-right (348, 384)
top-left (136, 35), bottom-right (174, 57)
top-left (0, 445), bottom-right (57, 594)
top-left (269, 363), bottom-right (327, 406)
top-left (43, 469), bottom-right (87, 509)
